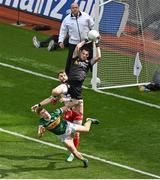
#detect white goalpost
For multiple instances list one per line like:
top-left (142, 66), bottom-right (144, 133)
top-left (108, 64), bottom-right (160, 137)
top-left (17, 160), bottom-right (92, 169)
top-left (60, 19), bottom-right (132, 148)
top-left (92, 0), bottom-right (160, 90)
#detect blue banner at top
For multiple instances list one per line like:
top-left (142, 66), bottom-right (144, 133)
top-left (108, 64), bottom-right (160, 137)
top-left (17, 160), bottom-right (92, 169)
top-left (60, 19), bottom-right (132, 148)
top-left (0, 0), bottom-right (129, 36)
top-left (0, 0), bottom-right (95, 21)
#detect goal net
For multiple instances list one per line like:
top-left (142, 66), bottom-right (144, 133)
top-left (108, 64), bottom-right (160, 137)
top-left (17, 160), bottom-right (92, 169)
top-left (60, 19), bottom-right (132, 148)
top-left (92, 0), bottom-right (160, 89)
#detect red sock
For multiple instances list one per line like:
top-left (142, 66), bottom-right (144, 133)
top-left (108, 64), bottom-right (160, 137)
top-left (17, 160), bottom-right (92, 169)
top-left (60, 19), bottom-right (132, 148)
top-left (73, 135), bottom-right (80, 149)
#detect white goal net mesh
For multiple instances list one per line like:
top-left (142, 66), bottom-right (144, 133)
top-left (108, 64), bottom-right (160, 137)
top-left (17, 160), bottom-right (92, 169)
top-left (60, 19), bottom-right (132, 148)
top-left (94, 0), bottom-right (160, 89)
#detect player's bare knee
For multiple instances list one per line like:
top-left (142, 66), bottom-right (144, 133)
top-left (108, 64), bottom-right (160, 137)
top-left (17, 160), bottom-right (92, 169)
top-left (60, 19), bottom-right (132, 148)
top-left (75, 132), bottom-right (80, 137)
top-left (84, 123), bottom-right (91, 132)
top-left (78, 99), bottom-right (83, 105)
top-left (85, 128), bottom-right (90, 132)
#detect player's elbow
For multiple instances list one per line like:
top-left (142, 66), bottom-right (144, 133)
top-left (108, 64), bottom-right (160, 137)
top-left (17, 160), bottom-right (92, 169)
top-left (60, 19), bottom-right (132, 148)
top-left (96, 55), bottom-right (101, 62)
top-left (52, 88), bottom-right (60, 96)
top-left (98, 54), bottom-right (102, 60)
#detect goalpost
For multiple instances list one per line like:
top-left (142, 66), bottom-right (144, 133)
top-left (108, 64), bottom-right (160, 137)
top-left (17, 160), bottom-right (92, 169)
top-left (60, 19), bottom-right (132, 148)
top-left (92, 0), bottom-right (160, 89)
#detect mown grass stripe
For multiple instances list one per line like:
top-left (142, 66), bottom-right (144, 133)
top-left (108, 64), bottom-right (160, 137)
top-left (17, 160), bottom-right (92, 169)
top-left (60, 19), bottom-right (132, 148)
top-left (0, 127), bottom-right (160, 179)
top-left (0, 62), bottom-right (159, 109)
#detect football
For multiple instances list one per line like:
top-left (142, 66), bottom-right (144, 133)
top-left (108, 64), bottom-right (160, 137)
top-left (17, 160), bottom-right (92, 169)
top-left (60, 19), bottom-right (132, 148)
top-left (90, 77), bottom-right (101, 87)
top-left (88, 30), bottom-right (100, 41)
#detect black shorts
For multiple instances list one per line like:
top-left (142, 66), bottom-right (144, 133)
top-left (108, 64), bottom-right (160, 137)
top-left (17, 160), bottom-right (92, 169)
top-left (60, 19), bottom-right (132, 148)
top-left (68, 80), bottom-right (83, 100)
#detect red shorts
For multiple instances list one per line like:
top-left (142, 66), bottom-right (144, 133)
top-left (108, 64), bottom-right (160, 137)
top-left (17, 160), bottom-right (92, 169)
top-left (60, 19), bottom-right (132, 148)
top-left (64, 110), bottom-right (83, 121)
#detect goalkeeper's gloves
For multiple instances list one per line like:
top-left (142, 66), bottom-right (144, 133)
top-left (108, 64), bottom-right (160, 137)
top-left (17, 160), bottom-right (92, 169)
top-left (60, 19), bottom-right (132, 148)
top-left (84, 38), bottom-right (92, 44)
top-left (95, 38), bottom-right (100, 47)
top-left (85, 38), bottom-right (89, 43)
top-left (31, 103), bottom-right (41, 112)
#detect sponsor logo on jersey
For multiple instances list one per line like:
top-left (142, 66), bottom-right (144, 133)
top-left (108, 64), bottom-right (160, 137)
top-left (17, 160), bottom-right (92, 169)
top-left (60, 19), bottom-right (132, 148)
top-left (47, 117), bottom-right (60, 129)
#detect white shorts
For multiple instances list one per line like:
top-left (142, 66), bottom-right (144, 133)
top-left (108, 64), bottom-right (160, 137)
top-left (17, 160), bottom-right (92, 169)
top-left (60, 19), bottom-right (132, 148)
top-left (58, 121), bottom-right (78, 142)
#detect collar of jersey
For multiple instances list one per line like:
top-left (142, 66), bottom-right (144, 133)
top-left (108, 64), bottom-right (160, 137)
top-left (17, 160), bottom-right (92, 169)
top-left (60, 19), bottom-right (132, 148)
top-left (71, 11), bottom-right (82, 18)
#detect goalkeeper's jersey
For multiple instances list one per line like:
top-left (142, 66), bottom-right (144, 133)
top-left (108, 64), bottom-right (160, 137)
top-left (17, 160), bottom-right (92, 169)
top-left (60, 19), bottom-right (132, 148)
top-left (39, 108), bottom-right (67, 135)
top-left (69, 56), bottom-right (93, 81)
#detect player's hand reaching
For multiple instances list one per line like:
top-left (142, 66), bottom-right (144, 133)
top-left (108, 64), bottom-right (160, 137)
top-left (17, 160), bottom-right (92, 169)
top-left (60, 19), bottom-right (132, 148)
top-left (50, 96), bottom-right (58, 105)
top-left (31, 104), bottom-right (40, 112)
top-left (38, 125), bottom-right (46, 138)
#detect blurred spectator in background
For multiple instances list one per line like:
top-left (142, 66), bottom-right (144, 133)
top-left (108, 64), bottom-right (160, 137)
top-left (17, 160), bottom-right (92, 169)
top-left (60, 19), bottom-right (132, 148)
top-left (32, 35), bottom-right (69, 52)
top-left (139, 71), bottom-right (160, 91)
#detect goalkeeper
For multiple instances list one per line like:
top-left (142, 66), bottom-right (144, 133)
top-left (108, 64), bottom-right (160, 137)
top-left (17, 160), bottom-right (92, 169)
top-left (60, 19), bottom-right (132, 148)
top-left (67, 39), bottom-right (101, 100)
top-left (35, 106), bottom-right (100, 168)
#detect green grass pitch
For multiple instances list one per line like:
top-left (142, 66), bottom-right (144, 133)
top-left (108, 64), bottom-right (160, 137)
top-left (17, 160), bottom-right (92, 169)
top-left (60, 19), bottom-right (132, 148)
top-left (0, 23), bottom-right (160, 178)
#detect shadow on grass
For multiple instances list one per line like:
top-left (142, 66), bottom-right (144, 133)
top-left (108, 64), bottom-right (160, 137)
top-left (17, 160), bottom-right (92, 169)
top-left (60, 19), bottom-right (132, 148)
top-left (0, 153), bottom-right (83, 178)
top-left (0, 153), bottom-right (64, 161)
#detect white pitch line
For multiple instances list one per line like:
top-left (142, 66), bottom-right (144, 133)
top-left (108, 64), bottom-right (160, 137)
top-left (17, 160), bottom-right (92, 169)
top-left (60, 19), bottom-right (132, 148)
top-left (0, 62), bottom-right (159, 109)
top-left (0, 127), bottom-right (160, 179)
top-left (0, 62), bottom-right (59, 82)
top-left (96, 89), bottom-right (160, 109)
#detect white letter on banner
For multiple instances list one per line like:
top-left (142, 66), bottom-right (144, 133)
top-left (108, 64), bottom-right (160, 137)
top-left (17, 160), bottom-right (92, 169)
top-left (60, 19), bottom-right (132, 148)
top-left (0, 0), bottom-right (4, 5)
top-left (83, 0), bottom-right (93, 14)
top-left (79, 1), bottom-right (86, 11)
top-left (50, 0), bottom-right (67, 19)
top-left (12, 0), bottom-right (19, 8)
top-left (20, 0), bottom-right (34, 12)
top-left (43, 0), bottom-right (52, 16)
top-left (34, 0), bottom-right (44, 14)
top-left (5, 0), bottom-right (12, 6)
top-left (90, 3), bottom-right (95, 18)
top-left (79, 0), bottom-right (95, 15)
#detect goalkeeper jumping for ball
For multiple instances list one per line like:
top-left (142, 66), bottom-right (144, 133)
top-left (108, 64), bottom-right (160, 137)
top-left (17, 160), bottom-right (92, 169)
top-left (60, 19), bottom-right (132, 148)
top-left (67, 38), bottom-right (101, 101)
top-left (35, 106), bottom-right (100, 168)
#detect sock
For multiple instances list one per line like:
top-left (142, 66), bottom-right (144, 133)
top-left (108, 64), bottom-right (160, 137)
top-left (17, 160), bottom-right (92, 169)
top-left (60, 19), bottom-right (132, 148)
top-left (73, 135), bottom-right (80, 149)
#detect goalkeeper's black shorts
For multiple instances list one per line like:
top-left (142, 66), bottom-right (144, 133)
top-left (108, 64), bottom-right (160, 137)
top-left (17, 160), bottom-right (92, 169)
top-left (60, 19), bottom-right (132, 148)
top-left (68, 80), bottom-right (83, 100)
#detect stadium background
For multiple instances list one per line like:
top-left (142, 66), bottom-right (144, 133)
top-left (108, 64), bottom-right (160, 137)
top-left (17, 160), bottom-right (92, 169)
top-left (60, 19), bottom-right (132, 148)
top-left (0, 0), bottom-right (160, 179)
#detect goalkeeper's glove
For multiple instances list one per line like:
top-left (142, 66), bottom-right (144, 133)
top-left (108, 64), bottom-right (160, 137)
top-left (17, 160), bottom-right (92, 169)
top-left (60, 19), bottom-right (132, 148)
top-left (85, 38), bottom-right (89, 43)
top-left (95, 38), bottom-right (100, 47)
top-left (84, 38), bottom-right (92, 44)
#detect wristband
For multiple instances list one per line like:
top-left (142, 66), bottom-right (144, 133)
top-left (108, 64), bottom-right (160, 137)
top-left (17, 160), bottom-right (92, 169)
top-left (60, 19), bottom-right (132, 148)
top-left (95, 43), bottom-right (100, 47)
top-left (95, 39), bottom-right (100, 47)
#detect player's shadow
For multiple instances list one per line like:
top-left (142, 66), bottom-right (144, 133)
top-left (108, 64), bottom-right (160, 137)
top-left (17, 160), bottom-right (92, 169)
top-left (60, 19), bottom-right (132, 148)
top-left (0, 154), bottom-right (83, 178)
top-left (0, 153), bottom-right (64, 161)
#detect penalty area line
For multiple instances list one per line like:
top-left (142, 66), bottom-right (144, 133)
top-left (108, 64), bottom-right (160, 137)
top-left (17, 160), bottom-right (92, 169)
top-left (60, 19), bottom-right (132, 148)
top-left (0, 62), bottom-right (159, 109)
top-left (0, 128), bottom-right (160, 179)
